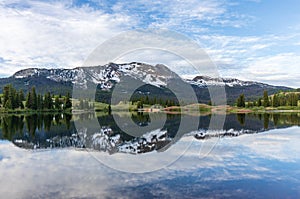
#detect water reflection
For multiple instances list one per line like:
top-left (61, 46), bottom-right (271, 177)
top-left (237, 114), bottom-right (245, 126)
top-left (1, 127), bottom-right (300, 198)
top-left (0, 113), bottom-right (299, 154)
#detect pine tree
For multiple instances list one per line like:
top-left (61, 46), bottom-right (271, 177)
top-left (269, 97), bottom-right (273, 108)
top-left (19, 90), bottom-right (25, 102)
top-left (8, 85), bottom-right (15, 109)
top-left (3, 85), bottom-right (10, 105)
top-left (291, 93), bottom-right (298, 106)
top-left (64, 92), bottom-right (72, 109)
top-left (145, 96), bottom-right (149, 105)
top-left (273, 94), bottom-right (279, 107)
top-left (40, 95), bottom-right (44, 109)
top-left (37, 94), bottom-right (42, 110)
top-left (4, 98), bottom-right (12, 109)
top-left (14, 92), bottom-right (20, 109)
top-left (43, 92), bottom-right (53, 109)
top-left (279, 95), bottom-right (286, 106)
top-left (48, 92), bottom-right (53, 109)
top-left (237, 94), bottom-right (245, 107)
top-left (257, 98), bottom-right (262, 107)
top-left (26, 92), bottom-right (32, 109)
top-left (31, 87), bottom-right (37, 110)
top-left (43, 93), bottom-right (48, 109)
top-left (263, 91), bottom-right (270, 107)
top-left (54, 96), bottom-right (60, 110)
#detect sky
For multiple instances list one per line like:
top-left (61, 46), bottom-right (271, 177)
top-left (0, 0), bottom-right (300, 87)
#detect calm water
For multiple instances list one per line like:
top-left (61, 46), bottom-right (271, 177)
top-left (1, 112), bottom-right (300, 198)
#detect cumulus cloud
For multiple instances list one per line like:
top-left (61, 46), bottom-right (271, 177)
top-left (197, 34), bottom-right (300, 87)
top-left (0, 0), bottom-right (299, 87)
top-left (0, 0), bottom-right (135, 76)
top-left (242, 53), bottom-right (300, 87)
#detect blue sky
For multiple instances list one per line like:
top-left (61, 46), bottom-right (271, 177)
top-left (0, 0), bottom-right (300, 87)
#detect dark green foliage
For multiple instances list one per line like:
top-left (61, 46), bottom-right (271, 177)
top-left (257, 98), bottom-right (262, 107)
top-left (1, 84), bottom-right (72, 111)
top-left (131, 95), bottom-right (179, 107)
top-left (247, 91), bottom-right (299, 108)
top-left (237, 94), bottom-right (246, 107)
top-left (0, 70), bottom-right (292, 106)
top-left (2, 84), bottom-right (24, 110)
top-left (3, 85), bottom-right (9, 105)
top-left (286, 93), bottom-right (298, 106)
top-left (272, 94), bottom-right (280, 107)
top-left (4, 98), bottom-right (12, 109)
top-left (64, 92), bottom-right (72, 109)
top-left (137, 101), bottom-right (143, 109)
top-left (37, 94), bottom-right (44, 110)
top-left (31, 87), bottom-right (37, 110)
top-left (19, 90), bottom-right (25, 101)
top-left (54, 96), bottom-right (61, 110)
top-left (43, 92), bottom-right (53, 110)
top-left (247, 102), bottom-right (254, 108)
top-left (263, 91), bottom-right (270, 107)
top-left (26, 87), bottom-right (38, 110)
top-left (26, 92), bottom-right (31, 109)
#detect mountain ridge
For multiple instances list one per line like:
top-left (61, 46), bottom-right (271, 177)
top-left (0, 62), bottom-right (292, 104)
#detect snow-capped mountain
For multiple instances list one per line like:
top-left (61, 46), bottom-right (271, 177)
top-left (12, 62), bottom-right (177, 90)
top-left (13, 62), bottom-right (274, 89)
top-left (187, 76), bottom-right (273, 88)
top-left (0, 62), bottom-right (292, 104)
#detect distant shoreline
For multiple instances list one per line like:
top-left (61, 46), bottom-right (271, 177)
top-left (1, 103), bottom-right (299, 115)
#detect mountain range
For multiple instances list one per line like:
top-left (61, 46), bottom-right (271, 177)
top-left (0, 62), bottom-right (292, 104)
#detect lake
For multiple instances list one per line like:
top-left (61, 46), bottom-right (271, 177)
top-left (1, 112), bottom-right (300, 198)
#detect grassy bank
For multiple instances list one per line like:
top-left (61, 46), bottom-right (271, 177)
top-left (228, 106), bottom-right (300, 113)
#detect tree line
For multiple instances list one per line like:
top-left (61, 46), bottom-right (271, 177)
top-left (0, 84), bottom-right (72, 111)
top-left (236, 90), bottom-right (300, 108)
top-left (131, 95), bottom-right (179, 109)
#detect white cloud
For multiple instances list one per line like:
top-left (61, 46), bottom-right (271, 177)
top-left (112, 0), bottom-right (252, 31)
top-left (0, 0), bottom-right (135, 76)
top-left (196, 34), bottom-right (300, 87)
top-left (242, 53), bottom-right (300, 87)
top-left (0, 0), bottom-right (299, 87)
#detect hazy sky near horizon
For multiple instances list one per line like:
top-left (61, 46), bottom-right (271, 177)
top-left (0, 0), bottom-right (300, 87)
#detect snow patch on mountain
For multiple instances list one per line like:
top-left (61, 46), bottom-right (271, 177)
top-left (11, 63), bottom-right (283, 92)
top-left (186, 76), bottom-right (257, 88)
top-left (12, 62), bottom-right (174, 89)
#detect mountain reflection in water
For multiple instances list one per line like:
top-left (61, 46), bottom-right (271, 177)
top-left (0, 112), bottom-right (299, 154)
